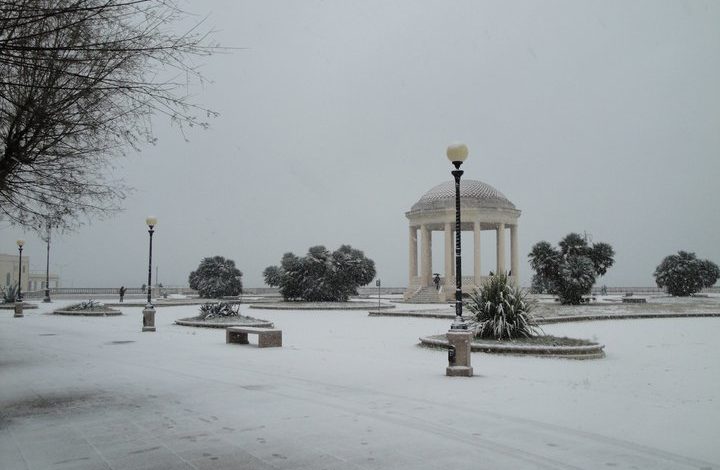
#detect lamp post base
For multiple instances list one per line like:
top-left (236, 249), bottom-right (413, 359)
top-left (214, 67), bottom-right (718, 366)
top-left (14, 301), bottom-right (24, 318)
top-left (142, 307), bottom-right (156, 332)
top-left (446, 365), bottom-right (473, 377)
top-left (446, 329), bottom-right (473, 377)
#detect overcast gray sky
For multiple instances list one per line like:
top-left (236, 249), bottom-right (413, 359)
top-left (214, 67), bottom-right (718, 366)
top-left (2, 0), bottom-right (719, 289)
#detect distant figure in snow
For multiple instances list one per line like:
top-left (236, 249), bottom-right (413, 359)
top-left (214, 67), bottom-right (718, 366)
top-left (433, 273), bottom-right (440, 290)
top-left (489, 271), bottom-right (494, 276)
top-left (119, 286), bottom-right (126, 303)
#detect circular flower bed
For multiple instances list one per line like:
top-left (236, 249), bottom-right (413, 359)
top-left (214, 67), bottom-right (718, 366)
top-left (419, 275), bottom-right (604, 358)
top-left (54, 300), bottom-right (121, 316)
top-left (419, 334), bottom-right (605, 359)
top-left (250, 301), bottom-right (395, 310)
top-left (176, 301), bottom-right (273, 328)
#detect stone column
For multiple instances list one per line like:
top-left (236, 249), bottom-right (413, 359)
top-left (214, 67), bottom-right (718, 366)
top-left (496, 223), bottom-right (506, 275)
top-left (420, 225), bottom-right (432, 286)
top-left (510, 224), bottom-right (519, 280)
top-left (409, 226), bottom-right (418, 283)
top-left (474, 221), bottom-right (481, 285)
top-left (444, 223), bottom-right (453, 287)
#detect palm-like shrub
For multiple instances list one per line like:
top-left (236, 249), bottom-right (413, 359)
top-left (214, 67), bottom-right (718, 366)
top-left (77, 299), bottom-right (102, 309)
top-left (466, 274), bottom-right (540, 340)
top-left (556, 256), bottom-right (596, 304)
top-left (1, 284), bottom-right (18, 303)
top-left (528, 233), bottom-right (615, 304)
top-left (67, 299), bottom-right (110, 311)
top-left (198, 302), bottom-right (239, 320)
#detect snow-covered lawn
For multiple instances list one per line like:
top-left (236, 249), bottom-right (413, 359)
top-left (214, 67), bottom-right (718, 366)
top-left (533, 294), bottom-right (720, 318)
top-left (1, 299), bottom-right (718, 469)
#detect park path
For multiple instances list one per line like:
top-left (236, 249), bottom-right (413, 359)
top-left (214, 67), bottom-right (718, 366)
top-left (1, 302), bottom-right (718, 469)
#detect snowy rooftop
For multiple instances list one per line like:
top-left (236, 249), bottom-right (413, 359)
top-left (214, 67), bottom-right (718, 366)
top-left (1, 298), bottom-right (719, 469)
top-left (409, 179), bottom-right (516, 213)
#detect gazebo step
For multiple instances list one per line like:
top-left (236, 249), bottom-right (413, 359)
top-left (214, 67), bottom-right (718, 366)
top-left (406, 286), bottom-right (444, 303)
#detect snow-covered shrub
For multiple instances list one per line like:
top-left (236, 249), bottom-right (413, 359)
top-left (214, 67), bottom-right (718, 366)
top-left (654, 251), bottom-right (719, 296)
top-left (530, 274), bottom-right (555, 294)
top-left (1, 283), bottom-right (18, 303)
top-left (68, 299), bottom-right (104, 310)
top-left (528, 233), bottom-right (614, 305)
top-left (466, 274), bottom-right (540, 340)
top-left (556, 256), bottom-right (596, 304)
top-left (198, 302), bottom-right (239, 319)
top-left (264, 245), bottom-right (376, 301)
top-left (188, 256), bottom-right (243, 298)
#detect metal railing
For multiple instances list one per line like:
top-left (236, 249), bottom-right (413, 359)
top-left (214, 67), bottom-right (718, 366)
top-left (17, 284), bottom-right (719, 299)
top-left (590, 286), bottom-right (720, 295)
top-left (22, 286), bottom-right (197, 298)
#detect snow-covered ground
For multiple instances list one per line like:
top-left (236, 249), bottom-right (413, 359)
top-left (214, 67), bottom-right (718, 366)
top-left (1, 299), bottom-right (718, 469)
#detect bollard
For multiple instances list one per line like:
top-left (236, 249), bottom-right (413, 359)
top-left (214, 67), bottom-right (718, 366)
top-left (142, 306), bottom-right (156, 332)
top-left (446, 330), bottom-right (473, 377)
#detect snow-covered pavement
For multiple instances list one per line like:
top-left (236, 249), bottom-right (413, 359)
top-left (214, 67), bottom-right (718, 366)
top-left (1, 300), bottom-right (718, 469)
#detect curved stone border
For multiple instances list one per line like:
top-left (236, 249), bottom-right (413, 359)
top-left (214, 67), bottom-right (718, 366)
top-left (419, 335), bottom-right (605, 359)
top-left (54, 308), bottom-right (121, 316)
top-left (371, 310), bottom-right (720, 323)
top-left (369, 309), bottom-right (455, 319)
top-left (537, 312), bottom-right (720, 324)
top-left (250, 302), bottom-right (396, 311)
top-left (104, 299), bottom-right (240, 308)
top-left (0, 303), bottom-right (38, 310)
top-left (175, 318), bottom-right (273, 328)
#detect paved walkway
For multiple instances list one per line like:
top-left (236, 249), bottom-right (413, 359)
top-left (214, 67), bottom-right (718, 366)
top-left (1, 301), bottom-right (718, 469)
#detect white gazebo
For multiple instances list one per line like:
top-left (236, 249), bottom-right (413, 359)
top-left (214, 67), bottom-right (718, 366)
top-left (405, 180), bottom-right (521, 302)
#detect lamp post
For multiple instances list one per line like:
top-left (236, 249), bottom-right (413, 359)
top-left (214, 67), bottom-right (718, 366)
top-left (376, 279), bottom-right (381, 311)
top-left (445, 143), bottom-right (473, 377)
top-left (44, 222), bottom-right (52, 302)
top-left (447, 143), bottom-right (468, 329)
top-left (16, 239), bottom-right (24, 300)
top-left (15, 239), bottom-right (24, 318)
top-left (143, 216), bottom-right (157, 332)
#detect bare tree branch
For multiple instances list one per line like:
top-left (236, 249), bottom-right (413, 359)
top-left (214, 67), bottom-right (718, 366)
top-left (0, 0), bottom-right (221, 229)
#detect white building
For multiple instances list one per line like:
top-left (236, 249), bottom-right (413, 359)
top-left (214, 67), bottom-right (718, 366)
top-left (0, 253), bottom-right (59, 294)
top-left (405, 180), bottom-right (521, 302)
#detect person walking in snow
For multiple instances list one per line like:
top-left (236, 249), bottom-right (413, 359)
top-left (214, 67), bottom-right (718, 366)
top-left (119, 286), bottom-right (126, 303)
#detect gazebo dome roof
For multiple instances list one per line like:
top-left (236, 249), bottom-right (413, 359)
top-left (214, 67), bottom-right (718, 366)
top-left (409, 179), bottom-right (516, 213)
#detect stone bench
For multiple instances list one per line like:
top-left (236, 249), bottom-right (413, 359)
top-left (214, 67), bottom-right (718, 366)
top-left (226, 326), bottom-right (282, 348)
